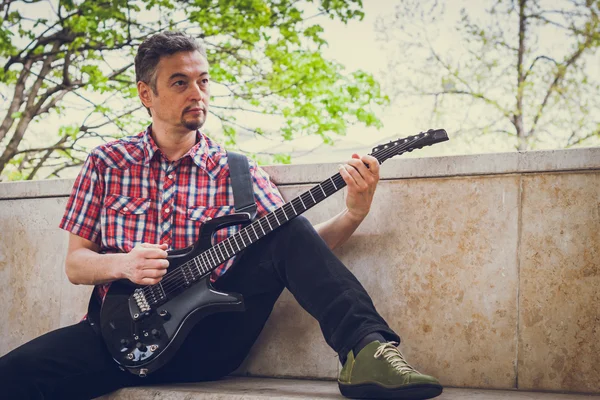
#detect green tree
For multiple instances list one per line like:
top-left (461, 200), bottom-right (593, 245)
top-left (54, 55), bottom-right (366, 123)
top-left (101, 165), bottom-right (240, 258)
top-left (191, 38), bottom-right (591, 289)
top-left (377, 0), bottom-right (600, 150)
top-left (0, 0), bottom-right (387, 180)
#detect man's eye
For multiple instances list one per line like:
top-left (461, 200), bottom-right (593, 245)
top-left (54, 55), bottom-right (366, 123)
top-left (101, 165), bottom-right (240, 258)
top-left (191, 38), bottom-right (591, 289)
top-left (174, 80), bottom-right (185, 86)
top-left (202, 78), bottom-right (209, 84)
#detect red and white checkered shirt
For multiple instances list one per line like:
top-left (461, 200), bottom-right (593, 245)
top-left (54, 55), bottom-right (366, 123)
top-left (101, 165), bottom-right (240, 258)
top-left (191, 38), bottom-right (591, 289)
top-left (59, 126), bottom-right (284, 302)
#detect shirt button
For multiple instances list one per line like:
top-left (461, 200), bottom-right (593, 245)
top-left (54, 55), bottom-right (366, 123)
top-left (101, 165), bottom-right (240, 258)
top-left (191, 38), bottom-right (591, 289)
top-left (123, 207), bottom-right (129, 211)
top-left (165, 208), bottom-right (171, 214)
top-left (168, 174), bottom-right (174, 179)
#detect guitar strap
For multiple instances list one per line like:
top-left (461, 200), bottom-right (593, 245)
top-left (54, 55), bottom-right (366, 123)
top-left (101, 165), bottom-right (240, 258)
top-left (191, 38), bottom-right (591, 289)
top-left (86, 151), bottom-right (257, 335)
top-left (227, 151), bottom-right (257, 220)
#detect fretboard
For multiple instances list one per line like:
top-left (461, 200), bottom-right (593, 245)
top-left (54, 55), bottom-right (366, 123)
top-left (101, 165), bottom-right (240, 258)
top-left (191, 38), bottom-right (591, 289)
top-left (192, 172), bottom-right (346, 276)
top-left (143, 172), bottom-right (348, 307)
top-left (142, 128), bottom-right (449, 306)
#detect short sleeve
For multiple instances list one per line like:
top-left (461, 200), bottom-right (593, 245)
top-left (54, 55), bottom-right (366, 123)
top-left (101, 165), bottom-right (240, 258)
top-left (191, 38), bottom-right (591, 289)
top-left (249, 160), bottom-right (285, 217)
top-left (59, 152), bottom-right (105, 244)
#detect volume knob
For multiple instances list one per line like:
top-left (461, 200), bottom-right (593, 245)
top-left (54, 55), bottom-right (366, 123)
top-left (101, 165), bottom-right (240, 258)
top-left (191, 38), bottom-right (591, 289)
top-left (135, 342), bottom-right (147, 352)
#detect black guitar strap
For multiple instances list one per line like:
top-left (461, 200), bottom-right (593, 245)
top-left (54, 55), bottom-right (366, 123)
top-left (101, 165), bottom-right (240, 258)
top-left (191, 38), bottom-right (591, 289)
top-left (86, 151), bottom-right (257, 335)
top-left (227, 151), bottom-right (257, 220)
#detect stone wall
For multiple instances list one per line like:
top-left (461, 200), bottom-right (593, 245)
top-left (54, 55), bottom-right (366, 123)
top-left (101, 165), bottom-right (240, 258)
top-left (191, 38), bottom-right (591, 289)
top-left (0, 148), bottom-right (598, 394)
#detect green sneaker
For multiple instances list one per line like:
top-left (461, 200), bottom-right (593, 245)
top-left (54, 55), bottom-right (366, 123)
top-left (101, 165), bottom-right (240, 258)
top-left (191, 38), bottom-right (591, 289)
top-left (338, 341), bottom-right (443, 399)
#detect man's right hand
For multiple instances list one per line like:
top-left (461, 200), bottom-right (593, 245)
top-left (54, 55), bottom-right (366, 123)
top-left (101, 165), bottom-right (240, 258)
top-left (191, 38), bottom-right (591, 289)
top-left (122, 243), bottom-right (170, 285)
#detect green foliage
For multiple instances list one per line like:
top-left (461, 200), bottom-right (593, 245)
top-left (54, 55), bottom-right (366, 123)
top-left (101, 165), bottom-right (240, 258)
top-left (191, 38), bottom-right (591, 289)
top-left (0, 0), bottom-right (385, 180)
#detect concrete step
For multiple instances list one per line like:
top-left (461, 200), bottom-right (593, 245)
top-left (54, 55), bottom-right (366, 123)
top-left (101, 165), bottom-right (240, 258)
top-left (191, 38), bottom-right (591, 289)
top-left (98, 377), bottom-right (600, 399)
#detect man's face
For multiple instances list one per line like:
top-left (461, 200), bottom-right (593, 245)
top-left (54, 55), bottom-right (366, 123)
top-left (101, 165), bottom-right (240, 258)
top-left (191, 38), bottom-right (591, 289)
top-left (139, 50), bottom-right (210, 132)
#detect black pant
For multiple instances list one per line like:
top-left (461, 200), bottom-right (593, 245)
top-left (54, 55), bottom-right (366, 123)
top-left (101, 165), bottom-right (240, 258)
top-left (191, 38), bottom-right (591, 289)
top-left (0, 216), bottom-right (398, 399)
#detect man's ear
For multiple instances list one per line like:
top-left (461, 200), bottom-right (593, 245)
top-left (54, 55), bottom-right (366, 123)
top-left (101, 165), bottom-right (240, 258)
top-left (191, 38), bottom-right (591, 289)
top-left (137, 81), bottom-right (153, 109)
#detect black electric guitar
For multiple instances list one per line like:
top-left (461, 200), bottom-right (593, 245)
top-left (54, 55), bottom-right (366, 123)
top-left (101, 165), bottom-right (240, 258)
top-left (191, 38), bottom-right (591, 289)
top-left (100, 129), bottom-right (449, 377)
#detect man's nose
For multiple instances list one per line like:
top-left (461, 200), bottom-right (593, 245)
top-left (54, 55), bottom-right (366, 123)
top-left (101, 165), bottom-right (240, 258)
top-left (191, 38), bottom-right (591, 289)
top-left (190, 82), bottom-right (204, 101)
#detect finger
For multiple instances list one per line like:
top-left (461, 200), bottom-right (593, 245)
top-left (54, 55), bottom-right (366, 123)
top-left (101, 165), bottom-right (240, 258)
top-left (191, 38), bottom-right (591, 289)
top-left (352, 153), bottom-right (360, 159)
top-left (347, 158), bottom-right (371, 179)
top-left (141, 248), bottom-right (169, 259)
top-left (139, 277), bottom-right (163, 285)
top-left (141, 243), bottom-right (164, 249)
top-left (339, 164), bottom-right (358, 188)
top-left (361, 155), bottom-right (380, 176)
top-left (142, 259), bottom-right (170, 269)
top-left (144, 268), bottom-right (168, 278)
top-left (341, 164), bottom-right (367, 190)
top-left (345, 160), bottom-right (371, 188)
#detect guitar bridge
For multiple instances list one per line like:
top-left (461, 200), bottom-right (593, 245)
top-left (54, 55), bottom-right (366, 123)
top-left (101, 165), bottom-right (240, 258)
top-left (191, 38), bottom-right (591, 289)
top-left (133, 288), bottom-right (151, 313)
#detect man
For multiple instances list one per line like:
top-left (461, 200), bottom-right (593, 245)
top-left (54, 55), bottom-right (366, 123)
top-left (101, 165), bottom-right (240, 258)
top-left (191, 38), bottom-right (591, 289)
top-left (0, 31), bottom-right (442, 399)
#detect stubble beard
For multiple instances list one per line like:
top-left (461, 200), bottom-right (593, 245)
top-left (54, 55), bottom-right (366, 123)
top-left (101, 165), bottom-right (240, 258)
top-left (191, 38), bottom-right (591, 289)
top-left (181, 113), bottom-right (205, 131)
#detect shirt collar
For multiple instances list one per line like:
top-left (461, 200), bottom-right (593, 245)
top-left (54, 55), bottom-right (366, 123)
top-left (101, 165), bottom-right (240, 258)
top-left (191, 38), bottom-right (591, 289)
top-left (142, 125), bottom-right (225, 179)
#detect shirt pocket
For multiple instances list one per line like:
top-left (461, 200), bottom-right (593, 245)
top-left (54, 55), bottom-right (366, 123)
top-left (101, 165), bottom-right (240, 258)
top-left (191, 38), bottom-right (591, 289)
top-left (105, 194), bottom-right (151, 214)
top-left (102, 194), bottom-right (152, 251)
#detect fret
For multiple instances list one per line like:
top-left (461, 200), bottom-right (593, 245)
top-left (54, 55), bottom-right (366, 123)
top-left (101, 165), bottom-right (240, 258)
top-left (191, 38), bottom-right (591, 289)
top-left (251, 224), bottom-right (259, 239)
top-left (222, 243), bottom-right (230, 258)
top-left (309, 190), bottom-right (316, 203)
top-left (290, 201), bottom-right (297, 215)
top-left (202, 254), bottom-right (210, 273)
top-left (299, 195), bottom-right (306, 209)
top-left (212, 249), bottom-right (220, 265)
top-left (330, 177), bottom-right (337, 190)
top-left (201, 253), bottom-right (210, 272)
top-left (319, 184), bottom-right (326, 197)
top-left (239, 232), bottom-right (246, 247)
top-left (266, 215), bottom-right (273, 230)
top-left (259, 220), bottom-right (266, 235)
top-left (282, 206), bottom-right (289, 220)
top-left (217, 245), bottom-right (225, 260)
top-left (234, 236), bottom-right (242, 251)
top-left (273, 211), bottom-right (281, 225)
top-left (207, 250), bottom-right (217, 266)
top-left (243, 229), bottom-right (251, 245)
top-left (193, 258), bottom-right (201, 274)
top-left (246, 229), bottom-right (253, 244)
top-left (224, 240), bottom-right (234, 257)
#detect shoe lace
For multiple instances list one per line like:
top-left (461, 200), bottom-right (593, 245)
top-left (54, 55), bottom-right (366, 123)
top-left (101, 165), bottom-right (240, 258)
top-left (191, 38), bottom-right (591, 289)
top-left (373, 342), bottom-right (419, 375)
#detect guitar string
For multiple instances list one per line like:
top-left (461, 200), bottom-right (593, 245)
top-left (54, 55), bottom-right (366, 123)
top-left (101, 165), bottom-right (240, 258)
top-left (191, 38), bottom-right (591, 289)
top-left (141, 135), bottom-right (423, 303)
top-left (144, 176), bottom-right (347, 300)
top-left (140, 135), bottom-right (426, 303)
top-left (141, 135), bottom-right (424, 303)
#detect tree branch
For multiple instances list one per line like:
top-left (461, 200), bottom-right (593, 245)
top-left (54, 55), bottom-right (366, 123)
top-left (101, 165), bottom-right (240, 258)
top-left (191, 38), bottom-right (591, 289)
top-left (0, 58), bottom-right (33, 143)
top-left (566, 127), bottom-right (600, 148)
top-left (527, 33), bottom-right (596, 138)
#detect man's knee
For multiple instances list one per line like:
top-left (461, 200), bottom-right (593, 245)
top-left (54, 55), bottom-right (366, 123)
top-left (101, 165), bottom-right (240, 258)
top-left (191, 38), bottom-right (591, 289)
top-left (0, 352), bottom-right (40, 397)
top-left (279, 215), bottom-right (316, 238)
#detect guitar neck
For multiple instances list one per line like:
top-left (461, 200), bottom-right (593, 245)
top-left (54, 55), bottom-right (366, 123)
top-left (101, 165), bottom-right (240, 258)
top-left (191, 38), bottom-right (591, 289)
top-left (193, 172), bottom-right (347, 272)
top-left (145, 129), bottom-right (448, 306)
top-left (183, 129), bottom-right (449, 280)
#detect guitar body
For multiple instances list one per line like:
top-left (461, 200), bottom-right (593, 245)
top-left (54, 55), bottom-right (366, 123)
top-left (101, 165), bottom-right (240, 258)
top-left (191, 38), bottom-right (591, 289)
top-left (100, 213), bottom-right (250, 376)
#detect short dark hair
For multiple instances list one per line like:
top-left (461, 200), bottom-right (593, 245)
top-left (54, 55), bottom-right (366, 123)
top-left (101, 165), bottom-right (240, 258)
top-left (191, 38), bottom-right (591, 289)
top-left (135, 31), bottom-right (207, 114)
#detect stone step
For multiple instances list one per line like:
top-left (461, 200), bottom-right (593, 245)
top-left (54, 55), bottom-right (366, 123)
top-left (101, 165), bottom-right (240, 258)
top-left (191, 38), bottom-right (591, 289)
top-left (98, 377), bottom-right (600, 400)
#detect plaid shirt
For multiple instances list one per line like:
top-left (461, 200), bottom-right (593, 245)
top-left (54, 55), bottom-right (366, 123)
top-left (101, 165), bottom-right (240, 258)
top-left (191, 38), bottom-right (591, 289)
top-left (59, 126), bottom-right (284, 302)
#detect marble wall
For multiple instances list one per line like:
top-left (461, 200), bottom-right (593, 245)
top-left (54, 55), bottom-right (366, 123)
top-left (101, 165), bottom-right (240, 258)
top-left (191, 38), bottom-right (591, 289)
top-left (0, 149), bottom-right (598, 394)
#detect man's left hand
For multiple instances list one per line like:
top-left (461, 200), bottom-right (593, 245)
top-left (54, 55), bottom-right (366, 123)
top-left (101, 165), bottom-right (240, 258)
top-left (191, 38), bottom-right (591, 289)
top-left (338, 154), bottom-right (380, 221)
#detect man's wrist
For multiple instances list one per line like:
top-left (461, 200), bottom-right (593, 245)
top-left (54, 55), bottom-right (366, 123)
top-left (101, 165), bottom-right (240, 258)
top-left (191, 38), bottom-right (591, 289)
top-left (346, 208), bottom-right (368, 224)
top-left (105, 252), bottom-right (127, 281)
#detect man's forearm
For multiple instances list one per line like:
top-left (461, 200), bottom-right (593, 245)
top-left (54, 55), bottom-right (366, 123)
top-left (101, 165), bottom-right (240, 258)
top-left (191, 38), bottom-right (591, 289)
top-left (65, 248), bottom-right (125, 286)
top-left (314, 208), bottom-right (366, 250)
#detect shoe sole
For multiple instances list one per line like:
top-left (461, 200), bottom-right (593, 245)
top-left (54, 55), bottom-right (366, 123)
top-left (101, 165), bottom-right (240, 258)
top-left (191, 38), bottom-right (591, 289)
top-left (338, 382), bottom-right (443, 400)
